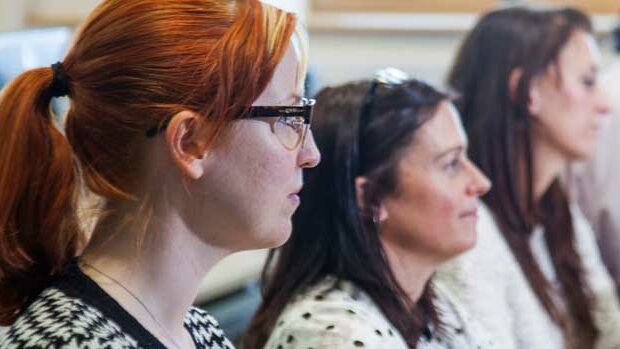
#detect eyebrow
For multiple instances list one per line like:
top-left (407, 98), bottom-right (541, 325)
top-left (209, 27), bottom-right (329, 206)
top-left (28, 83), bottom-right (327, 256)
top-left (433, 145), bottom-right (465, 161)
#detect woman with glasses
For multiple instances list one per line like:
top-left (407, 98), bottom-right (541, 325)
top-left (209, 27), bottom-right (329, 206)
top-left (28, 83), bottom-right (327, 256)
top-left (0, 0), bottom-right (319, 348)
top-left (244, 70), bottom-right (494, 349)
top-left (438, 6), bottom-right (620, 349)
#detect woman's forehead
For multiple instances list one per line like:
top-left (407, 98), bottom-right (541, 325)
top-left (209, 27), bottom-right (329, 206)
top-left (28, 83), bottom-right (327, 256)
top-left (409, 103), bottom-right (467, 160)
top-left (253, 42), bottom-right (301, 106)
top-left (556, 30), bottom-right (599, 76)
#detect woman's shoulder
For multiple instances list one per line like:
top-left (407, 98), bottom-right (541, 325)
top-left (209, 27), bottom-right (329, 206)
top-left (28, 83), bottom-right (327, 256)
top-left (569, 202), bottom-right (617, 290)
top-left (0, 287), bottom-right (138, 349)
top-left (264, 277), bottom-right (408, 349)
top-left (431, 281), bottom-right (497, 349)
top-left (569, 202), bottom-right (601, 253)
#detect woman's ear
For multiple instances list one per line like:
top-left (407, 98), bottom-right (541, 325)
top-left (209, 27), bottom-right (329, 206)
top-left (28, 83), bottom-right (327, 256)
top-left (165, 110), bottom-right (209, 179)
top-left (528, 79), bottom-right (543, 117)
top-left (508, 67), bottom-right (523, 102)
top-left (510, 67), bottom-right (542, 116)
top-left (354, 176), bottom-right (369, 209)
top-left (354, 176), bottom-right (388, 223)
top-left (375, 203), bottom-right (388, 224)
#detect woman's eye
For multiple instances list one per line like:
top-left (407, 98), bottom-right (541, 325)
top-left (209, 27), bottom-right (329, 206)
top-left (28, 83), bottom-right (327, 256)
top-left (444, 158), bottom-right (461, 172)
top-left (279, 117), bottom-right (303, 130)
top-left (582, 76), bottom-right (596, 88)
top-left (276, 117), bottom-right (292, 128)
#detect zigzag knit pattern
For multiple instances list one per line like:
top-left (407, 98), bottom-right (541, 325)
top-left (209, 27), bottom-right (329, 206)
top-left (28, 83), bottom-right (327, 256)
top-left (0, 288), bottom-right (234, 349)
top-left (184, 307), bottom-right (233, 349)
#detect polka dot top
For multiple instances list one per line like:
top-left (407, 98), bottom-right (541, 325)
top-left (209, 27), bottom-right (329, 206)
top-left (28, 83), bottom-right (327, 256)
top-left (264, 276), bottom-right (495, 349)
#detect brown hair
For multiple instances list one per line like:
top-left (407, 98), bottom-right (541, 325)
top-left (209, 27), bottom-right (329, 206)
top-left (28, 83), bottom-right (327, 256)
top-left (448, 6), bottom-right (597, 348)
top-left (0, 0), bottom-right (301, 325)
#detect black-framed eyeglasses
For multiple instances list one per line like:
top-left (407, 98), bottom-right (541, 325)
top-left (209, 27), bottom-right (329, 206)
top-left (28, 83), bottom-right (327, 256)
top-left (145, 98), bottom-right (315, 150)
top-left (248, 97), bottom-right (315, 150)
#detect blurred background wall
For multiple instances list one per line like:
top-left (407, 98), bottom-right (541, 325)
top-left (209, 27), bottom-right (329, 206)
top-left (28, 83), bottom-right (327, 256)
top-left (2, 0), bottom-right (617, 90)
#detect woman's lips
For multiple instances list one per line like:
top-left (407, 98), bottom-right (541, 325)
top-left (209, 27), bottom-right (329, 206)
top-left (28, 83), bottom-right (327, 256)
top-left (460, 209), bottom-right (478, 219)
top-left (288, 193), bottom-right (300, 206)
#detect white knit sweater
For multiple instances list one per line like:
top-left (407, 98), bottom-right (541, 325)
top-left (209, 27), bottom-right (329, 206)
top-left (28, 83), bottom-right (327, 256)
top-left (436, 203), bottom-right (620, 349)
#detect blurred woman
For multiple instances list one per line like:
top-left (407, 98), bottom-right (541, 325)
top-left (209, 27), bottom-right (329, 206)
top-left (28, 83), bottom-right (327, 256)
top-left (244, 72), bottom-right (493, 348)
top-left (576, 23), bottom-right (620, 294)
top-left (439, 6), bottom-right (620, 349)
top-left (0, 0), bottom-right (319, 348)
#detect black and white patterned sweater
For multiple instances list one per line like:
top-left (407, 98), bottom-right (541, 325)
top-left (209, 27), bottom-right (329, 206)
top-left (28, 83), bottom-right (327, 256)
top-left (0, 262), bottom-right (235, 349)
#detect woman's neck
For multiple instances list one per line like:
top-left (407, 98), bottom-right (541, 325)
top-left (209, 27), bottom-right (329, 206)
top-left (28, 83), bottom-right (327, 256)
top-left (531, 133), bottom-right (568, 201)
top-left (381, 239), bottom-right (436, 304)
top-left (81, 207), bottom-right (229, 348)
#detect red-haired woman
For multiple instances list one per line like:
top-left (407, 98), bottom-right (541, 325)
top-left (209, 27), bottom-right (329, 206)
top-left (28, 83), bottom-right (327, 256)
top-left (0, 0), bottom-right (319, 348)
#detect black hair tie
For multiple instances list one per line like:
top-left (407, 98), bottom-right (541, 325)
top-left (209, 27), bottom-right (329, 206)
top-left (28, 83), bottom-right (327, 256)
top-left (50, 62), bottom-right (71, 98)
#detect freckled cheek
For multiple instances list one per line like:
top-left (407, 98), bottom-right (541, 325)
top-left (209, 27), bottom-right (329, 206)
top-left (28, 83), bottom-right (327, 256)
top-left (250, 147), bottom-right (295, 194)
top-left (233, 126), bottom-right (286, 189)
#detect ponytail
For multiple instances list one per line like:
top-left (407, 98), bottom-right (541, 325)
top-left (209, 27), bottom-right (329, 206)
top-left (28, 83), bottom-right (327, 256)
top-left (0, 67), bottom-right (82, 325)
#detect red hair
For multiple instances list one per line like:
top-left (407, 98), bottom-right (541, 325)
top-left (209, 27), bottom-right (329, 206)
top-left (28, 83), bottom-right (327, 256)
top-left (0, 0), bottom-right (299, 325)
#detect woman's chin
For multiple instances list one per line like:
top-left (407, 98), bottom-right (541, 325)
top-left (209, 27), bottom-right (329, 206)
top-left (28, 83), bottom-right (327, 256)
top-left (565, 141), bottom-right (597, 162)
top-left (257, 221), bottom-right (293, 249)
top-left (451, 229), bottom-right (478, 256)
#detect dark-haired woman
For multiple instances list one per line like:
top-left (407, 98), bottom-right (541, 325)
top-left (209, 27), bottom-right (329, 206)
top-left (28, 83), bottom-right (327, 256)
top-left (577, 35), bottom-right (620, 295)
top-left (244, 72), bottom-right (494, 348)
top-left (437, 6), bottom-right (620, 349)
top-left (0, 0), bottom-right (319, 348)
